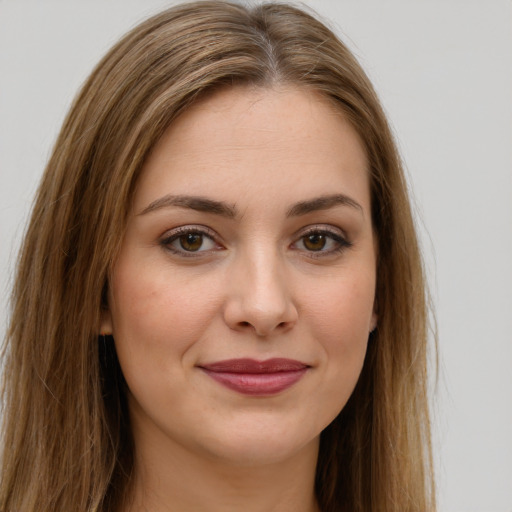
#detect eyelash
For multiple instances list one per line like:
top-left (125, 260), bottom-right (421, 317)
top-left (291, 226), bottom-right (352, 258)
top-left (159, 225), bottom-right (352, 258)
top-left (160, 225), bottom-right (221, 258)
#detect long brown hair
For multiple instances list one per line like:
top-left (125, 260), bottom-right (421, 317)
top-left (0, 2), bottom-right (435, 511)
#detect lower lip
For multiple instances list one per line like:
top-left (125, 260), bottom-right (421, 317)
top-left (201, 368), bottom-right (308, 396)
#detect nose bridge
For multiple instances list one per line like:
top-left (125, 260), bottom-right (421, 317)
top-left (224, 242), bottom-right (297, 336)
top-left (246, 245), bottom-right (286, 308)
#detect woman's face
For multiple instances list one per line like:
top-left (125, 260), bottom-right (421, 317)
top-left (102, 86), bottom-right (377, 467)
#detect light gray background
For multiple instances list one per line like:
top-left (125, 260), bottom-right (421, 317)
top-left (1, 1), bottom-right (511, 511)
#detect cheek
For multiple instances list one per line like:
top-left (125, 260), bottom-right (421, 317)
top-left (304, 272), bottom-right (375, 402)
top-left (306, 271), bottom-right (375, 342)
top-left (109, 262), bottom-right (222, 365)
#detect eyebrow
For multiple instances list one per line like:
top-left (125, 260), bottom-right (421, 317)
top-left (138, 193), bottom-right (363, 218)
top-left (138, 194), bottom-right (237, 218)
top-left (286, 194), bottom-right (363, 217)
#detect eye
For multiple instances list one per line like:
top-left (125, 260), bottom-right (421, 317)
top-left (292, 227), bottom-right (351, 256)
top-left (302, 233), bottom-right (330, 251)
top-left (160, 226), bottom-right (221, 256)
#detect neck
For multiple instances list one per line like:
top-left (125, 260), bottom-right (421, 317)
top-left (122, 431), bottom-right (320, 512)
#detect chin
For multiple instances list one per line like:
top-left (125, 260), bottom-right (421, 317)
top-left (194, 417), bottom-right (321, 467)
top-left (209, 439), bottom-right (318, 468)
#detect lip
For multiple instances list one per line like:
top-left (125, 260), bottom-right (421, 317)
top-left (198, 358), bottom-right (309, 396)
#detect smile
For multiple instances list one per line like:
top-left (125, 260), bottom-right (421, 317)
top-left (198, 358), bottom-right (309, 396)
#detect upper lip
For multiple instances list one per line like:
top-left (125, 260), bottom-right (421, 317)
top-left (199, 358), bottom-right (308, 374)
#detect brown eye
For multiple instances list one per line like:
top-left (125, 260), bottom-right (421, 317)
top-left (162, 227), bottom-right (220, 256)
top-left (291, 227), bottom-right (351, 257)
top-left (179, 233), bottom-right (204, 251)
top-left (302, 233), bottom-right (327, 251)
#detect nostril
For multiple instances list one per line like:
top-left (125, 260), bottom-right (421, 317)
top-left (239, 321), bottom-right (251, 327)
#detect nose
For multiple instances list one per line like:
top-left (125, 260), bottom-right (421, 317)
top-left (223, 250), bottom-right (298, 337)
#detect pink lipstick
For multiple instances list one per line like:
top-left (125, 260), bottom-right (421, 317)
top-left (199, 358), bottom-right (308, 396)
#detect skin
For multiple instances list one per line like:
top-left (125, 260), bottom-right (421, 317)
top-left (102, 85), bottom-right (377, 512)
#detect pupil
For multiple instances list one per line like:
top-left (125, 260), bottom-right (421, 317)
top-left (304, 234), bottom-right (326, 251)
top-left (180, 233), bottom-right (203, 251)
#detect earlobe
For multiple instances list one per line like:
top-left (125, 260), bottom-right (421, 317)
top-left (369, 312), bottom-right (378, 333)
top-left (100, 308), bottom-right (113, 336)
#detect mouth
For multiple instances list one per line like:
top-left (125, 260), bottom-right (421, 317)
top-left (198, 358), bottom-right (309, 396)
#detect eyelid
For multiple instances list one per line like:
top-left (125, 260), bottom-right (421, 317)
top-left (291, 224), bottom-right (352, 256)
top-left (161, 224), bottom-right (218, 241)
top-left (159, 225), bottom-right (224, 257)
top-left (296, 224), bottom-right (348, 238)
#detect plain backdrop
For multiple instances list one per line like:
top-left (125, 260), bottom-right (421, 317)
top-left (1, 1), bottom-right (511, 511)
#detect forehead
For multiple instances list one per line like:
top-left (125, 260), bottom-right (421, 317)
top-left (135, 85), bottom-right (370, 214)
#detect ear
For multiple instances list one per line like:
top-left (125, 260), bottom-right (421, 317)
top-left (369, 311), bottom-right (378, 333)
top-left (100, 307), bottom-right (113, 336)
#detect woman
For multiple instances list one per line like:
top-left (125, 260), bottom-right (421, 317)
top-left (0, 2), bottom-right (435, 511)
